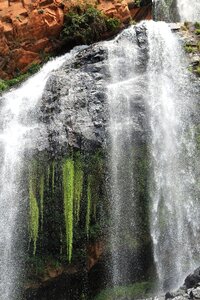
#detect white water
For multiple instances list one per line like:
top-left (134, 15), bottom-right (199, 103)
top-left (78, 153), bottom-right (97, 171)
top-left (0, 52), bottom-right (71, 299)
top-left (106, 26), bottom-right (145, 285)
top-left (177, 0), bottom-right (200, 21)
top-left (153, 0), bottom-right (200, 22)
top-left (146, 21), bottom-right (200, 290)
top-left (106, 20), bottom-right (200, 290)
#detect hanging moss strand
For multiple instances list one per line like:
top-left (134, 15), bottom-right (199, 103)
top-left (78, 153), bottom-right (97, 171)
top-left (86, 175), bottom-right (92, 237)
top-left (39, 174), bottom-right (44, 229)
top-left (47, 165), bottom-right (50, 187)
top-left (74, 156), bottom-right (84, 224)
top-left (29, 178), bottom-right (39, 255)
top-left (63, 159), bottom-right (74, 262)
top-left (52, 160), bottom-right (55, 194)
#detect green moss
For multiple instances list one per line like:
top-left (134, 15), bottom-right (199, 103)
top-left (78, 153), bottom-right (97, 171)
top-left (29, 178), bottom-right (39, 255)
top-left (135, 0), bottom-right (141, 7)
top-left (47, 165), bottom-right (50, 186)
top-left (195, 29), bottom-right (200, 35)
top-left (39, 174), bottom-right (44, 229)
top-left (63, 159), bottom-right (74, 262)
top-left (184, 45), bottom-right (197, 53)
top-left (52, 161), bottom-right (55, 194)
top-left (0, 63), bottom-right (40, 93)
top-left (195, 66), bottom-right (200, 75)
top-left (194, 22), bottom-right (200, 29)
top-left (74, 153), bottom-right (84, 224)
top-left (0, 80), bottom-right (8, 92)
top-left (86, 175), bottom-right (92, 237)
top-left (94, 282), bottom-right (154, 300)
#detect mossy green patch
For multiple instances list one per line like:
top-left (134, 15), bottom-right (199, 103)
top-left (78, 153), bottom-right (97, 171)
top-left (63, 158), bottom-right (74, 262)
top-left (39, 174), bottom-right (45, 229)
top-left (0, 63), bottom-right (41, 93)
top-left (86, 175), bottom-right (92, 237)
top-left (29, 178), bottom-right (39, 255)
top-left (74, 152), bottom-right (84, 224)
top-left (94, 282), bottom-right (154, 300)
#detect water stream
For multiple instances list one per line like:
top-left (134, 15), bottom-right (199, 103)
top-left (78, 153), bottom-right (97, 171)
top-left (0, 53), bottom-right (71, 299)
top-left (0, 5), bottom-right (200, 298)
top-left (106, 20), bottom-right (200, 290)
top-left (146, 21), bottom-right (200, 290)
top-left (177, 0), bottom-right (200, 21)
top-left (153, 0), bottom-right (200, 22)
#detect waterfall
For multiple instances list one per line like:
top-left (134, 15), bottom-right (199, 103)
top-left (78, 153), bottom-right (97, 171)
top-left (176, 0), bottom-right (200, 22)
top-left (146, 21), bottom-right (200, 291)
top-left (106, 20), bottom-right (200, 290)
top-left (0, 12), bottom-right (199, 299)
top-left (153, 0), bottom-right (200, 22)
top-left (0, 52), bottom-right (71, 299)
top-left (106, 26), bottom-right (146, 285)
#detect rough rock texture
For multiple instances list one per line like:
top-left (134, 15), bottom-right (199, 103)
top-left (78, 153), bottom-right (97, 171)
top-left (0, 0), bottom-right (152, 79)
top-left (26, 25), bottom-right (151, 299)
top-left (40, 30), bottom-right (149, 153)
top-left (41, 44), bottom-right (109, 153)
top-left (163, 268), bottom-right (200, 300)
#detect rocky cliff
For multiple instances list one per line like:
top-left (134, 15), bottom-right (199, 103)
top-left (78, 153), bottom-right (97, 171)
top-left (0, 0), bottom-right (152, 79)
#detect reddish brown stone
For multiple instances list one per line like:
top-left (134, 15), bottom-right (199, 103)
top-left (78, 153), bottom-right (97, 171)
top-left (0, 0), bottom-right (152, 79)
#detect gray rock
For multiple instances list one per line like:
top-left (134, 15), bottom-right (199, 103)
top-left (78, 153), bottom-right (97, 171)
top-left (40, 32), bottom-right (148, 155)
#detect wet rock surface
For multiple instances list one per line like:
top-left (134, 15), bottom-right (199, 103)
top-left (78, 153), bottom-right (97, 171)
top-left (153, 268), bottom-right (200, 300)
top-left (40, 44), bottom-right (109, 153)
top-left (40, 28), bottom-right (149, 153)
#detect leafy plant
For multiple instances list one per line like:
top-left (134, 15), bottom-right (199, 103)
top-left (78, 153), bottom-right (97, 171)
top-left (61, 5), bottom-right (121, 45)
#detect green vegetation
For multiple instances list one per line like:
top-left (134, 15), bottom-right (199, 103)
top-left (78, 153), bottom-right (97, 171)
top-left (0, 63), bottom-right (40, 93)
top-left (74, 153), bottom-right (84, 224)
top-left (52, 160), bottom-right (55, 194)
top-left (86, 175), bottom-right (92, 237)
top-left (135, 0), bottom-right (141, 7)
top-left (63, 158), bottom-right (74, 262)
top-left (195, 66), bottom-right (200, 76)
top-left (27, 149), bottom-right (105, 271)
top-left (194, 22), bottom-right (200, 29)
top-left (184, 44), bottom-right (197, 53)
top-left (94, 282), bottom-right (154, 300)
top-left (29, 178), bottom-right (39, 255)
top-left (39, 174), bottom-right (45, 229)
top-left (38, 9), bottom-right (44, 14)
top-left (195, 29), bottom-right (200, 35)
top-left (61, 5), bottom-right (121, 45)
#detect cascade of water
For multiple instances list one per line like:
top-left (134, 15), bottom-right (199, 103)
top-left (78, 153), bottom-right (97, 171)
top-left (146, 21), bottom-right (200, 290)
top-left (176, 0), bottom-right (200, 22)
top-left (106, 25), bottom-right (149, 286)
top-left (0, 52), bottom-right (72, 299)
top-left (153, 0), bottom-right (200, 22)
top-left (106, 20), bottom-right (200, 290)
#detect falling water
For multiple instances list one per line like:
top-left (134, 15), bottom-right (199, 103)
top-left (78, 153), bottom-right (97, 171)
top-left (176, 0), bottom-right (200, 22)
top-left (106, 20), bottom-right (200, 290)
top-left (106, 24), bottom-right (150, 286)
top-left (146, 21), bottom-right (200, 290)
top-left (0, 52), bottom-right (72, 299)
top-left (153, 0), bottom-right (200, 21)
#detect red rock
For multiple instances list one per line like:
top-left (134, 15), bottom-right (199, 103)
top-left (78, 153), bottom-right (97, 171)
top-left (0, 0), bottom-right (152, 79)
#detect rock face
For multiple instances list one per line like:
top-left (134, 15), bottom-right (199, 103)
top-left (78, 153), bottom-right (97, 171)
top-left (41, 44), bottom-right (109, 153)
top-left (147, 267), bottom-right (200, 300)
top-left (0, 0), bottom-right (152, 79)
top-left (25, 24), bottom-right (152, 299)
